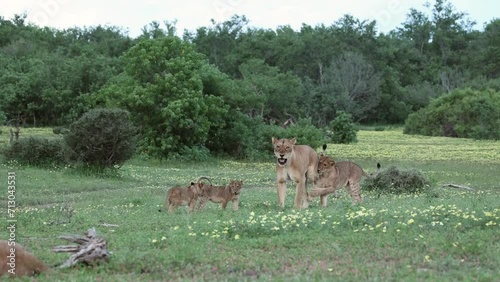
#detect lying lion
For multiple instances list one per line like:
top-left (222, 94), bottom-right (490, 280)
top-left (197, 179), bottom-right (244, 210)
top-left (309, 149), bottom-right (380, 206)
top-left (0, 240), bottom-right (49, 277)
top-left (164, 179), bottom-right (207, 213)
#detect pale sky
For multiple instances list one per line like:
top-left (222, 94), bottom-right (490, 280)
top-left (1, 0), bottom-right (498, 37)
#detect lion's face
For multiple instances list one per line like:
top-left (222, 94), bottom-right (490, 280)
top-left (317, 155), bottom-right (335, 176)
top-left (272, 137), bottom-right (296, 166)
top-left (228, 180), bottom-right (243, 195)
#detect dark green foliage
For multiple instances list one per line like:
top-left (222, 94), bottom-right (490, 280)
top-left (0, 110), bottom-right (6, 125)
top-left (404, 88), bottom-right (500, 140)
top-left (3, 137), bottom-right (65, 166)
top-left (209, 116), bottom-right (325, 160)
top-left (364, 166), bottom-right (431, 195)
top-left (327, 111), bottom-right (358, 144)
top-left (64, 108), bottom-right (137, 168)
top-left (169, 146), bottom-right (212, 162)
top-left (321, 52), bottom-right (382, 122)
top-left (1, 2), bottom-right (499, 158)
top-left (97, 37), bottom-right (227, 159)
top-left (206, 114), bottom-right (270, 160)
top-left (52, 126), bottom-right (69, 135)
top-left (283, 118), bottom-right (326, 150)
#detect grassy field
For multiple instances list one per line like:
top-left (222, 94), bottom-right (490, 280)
top-left (1, 127), bottom-right (499, 281)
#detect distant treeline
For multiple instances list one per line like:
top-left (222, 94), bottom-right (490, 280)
top-left (0, 0), bottom-right (499, 155)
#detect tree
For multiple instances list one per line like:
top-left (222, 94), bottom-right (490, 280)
top-left (237, 59), bottom-right (303, 122)
top-left (186, 15), bottom-right (249, 77)
top-left (483, 19), bottom-right (500, 78)
top-left (97, 37), bottom-right (228, 158)
top-left (430, 0), bottom-right (475, 67)
top-left (398, 8), bottom-right (432, 57)
top-left (321, 52), bottom-right (381, 122)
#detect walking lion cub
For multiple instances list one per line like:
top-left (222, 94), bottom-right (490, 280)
top-left (197, 180), bottom-right (243, 210)
top-left (309, 148), bottom-right (380, 206)
top-left (164, 180), bottom-right (206, 212)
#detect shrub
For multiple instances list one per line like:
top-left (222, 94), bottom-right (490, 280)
top-left (404, 88), bottom-right (500, 140)
top-left (207, 115), bottom-right (326, 160)
top-left (64, 108), bottom-right (137, 168)
top-left (282, 118), bottom-right (326, 150)
top-left (327, 111), bottom-right (358, 144)
top-left (3, 137), bottom-right (65, 166)
top-left (169, 145), bottom-right (212, 162)
top-left (253, 118), bottom-right (325, 159)
top-left (364, 166), bottom-right (431, 195)
top-left (0, 111), bottom-right (6, 125)
top-left (53, 126), bottom-right (69, 135)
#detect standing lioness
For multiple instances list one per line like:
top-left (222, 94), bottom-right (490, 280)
top-left (272, 137), bottom-right (318, 209)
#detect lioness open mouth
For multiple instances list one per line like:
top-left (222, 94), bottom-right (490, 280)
top-left (277, 158), bottom-right (287, 165)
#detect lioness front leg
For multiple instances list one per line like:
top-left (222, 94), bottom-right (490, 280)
top-left (294, 178), bottom-right (308, 209)
top-left (232, 198), bottom-right (239, 211)
top-left (276, 167), bottom-right (287, 208)
top-left (320, 195), bottom-right (328, 207)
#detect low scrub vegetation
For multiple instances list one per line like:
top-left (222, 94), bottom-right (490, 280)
top-left (2, 136), bottom-right (65, 167)
top-left (2, 109), bottom-right (137, 169)
top-left (64, 108), bottom-right (137, 168)
top-left (0, 127), bottom-right (498, 281)
top-left (404, 88), bottom-right (500, 140)
top-left (364, 166), bottom-right (432, 195)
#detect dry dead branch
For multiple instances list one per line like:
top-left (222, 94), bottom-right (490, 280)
top-left (52, 228), bottom-right (109, 268)
top-left (441, 183), bottom-right (475, 191)
top-left (100, 223), bottom-right (119, 228)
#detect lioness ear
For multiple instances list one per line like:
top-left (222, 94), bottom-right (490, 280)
top-left (272, 137), bottom-right (277, 144)
top-left (290, 137), bottom-right (297, 145)
top-left (329, 159), bottom-right (335, 166)
top-left (191, 182), bottom-right (195, 185)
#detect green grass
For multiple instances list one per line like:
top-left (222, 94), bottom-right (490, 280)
top-left (0, 128), bottom-right (499, 281)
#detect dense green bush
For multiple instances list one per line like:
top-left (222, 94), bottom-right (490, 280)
top-left (327, 111), bottom-right (358, 144)
top-left (207, 115), bottom-right (325, 160)
top-left (282, 118), bottom-right (326, 150)
top-left (3, 137), bottom-right (65, 166)
top-left (364, 166), bottom-right (431, 195)
top-left (64, 108), bottom-right (137, 168)
top-left (169, 145), bottom-right (212, 162)
top-left (0, 111), bottom-right (6, 125)
top-left (404, 88), bottom-right (500, 140)
top-left (53, 126), bottom-right (69, 135)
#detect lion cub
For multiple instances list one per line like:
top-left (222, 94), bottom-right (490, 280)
top-left (309, 149), bottom-right (380, 206)
top-left (0, 240), bottom-right (49, 277)
top-left (197, 180), bottom-right (244, 210)
top-left (165, 181), bottom-right (205, 212)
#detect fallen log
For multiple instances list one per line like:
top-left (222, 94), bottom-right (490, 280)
top-left (52, 228), bottom-right (109, 268)
top-left (441, 183), bottom-right (475, 191)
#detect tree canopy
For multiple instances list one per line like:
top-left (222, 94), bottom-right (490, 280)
top-left (1, 0), bottom-right (499, 156)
